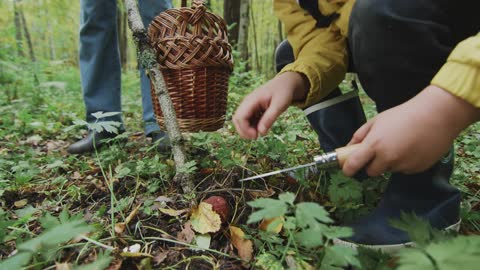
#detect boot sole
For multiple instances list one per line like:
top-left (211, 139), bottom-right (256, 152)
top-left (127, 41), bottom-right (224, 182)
top-left (332, 219), bottom-right (461, 254)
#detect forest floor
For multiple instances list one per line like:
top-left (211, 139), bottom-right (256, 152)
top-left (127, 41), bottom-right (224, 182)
top-left (1, 60), bottom-right (480, 269)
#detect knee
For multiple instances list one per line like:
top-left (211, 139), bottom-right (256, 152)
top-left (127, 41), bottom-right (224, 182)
top-left (275, 40), bottom-right (294, 73)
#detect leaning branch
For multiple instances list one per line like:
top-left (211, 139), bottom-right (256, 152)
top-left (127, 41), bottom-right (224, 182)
top-left (125, 0), bottom-right (193, 194)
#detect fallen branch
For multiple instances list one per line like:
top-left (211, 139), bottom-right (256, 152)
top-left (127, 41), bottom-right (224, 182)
top-left (125, 0), bottom-right (193, 194)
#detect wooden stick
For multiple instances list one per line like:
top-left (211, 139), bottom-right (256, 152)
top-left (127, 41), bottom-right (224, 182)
top-left (125, 0), bottom-right (193, 194)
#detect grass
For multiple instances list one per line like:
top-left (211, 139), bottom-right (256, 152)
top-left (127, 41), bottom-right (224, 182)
top-left (1, 55), bottom-right (479, 269)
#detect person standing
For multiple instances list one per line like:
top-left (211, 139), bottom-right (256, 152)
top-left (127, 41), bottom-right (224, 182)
top-left (68, 0), bottom-right (172, 154)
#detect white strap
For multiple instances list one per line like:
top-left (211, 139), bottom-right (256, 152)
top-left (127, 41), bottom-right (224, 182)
top-left (303, 88), bottom-right (359, 116)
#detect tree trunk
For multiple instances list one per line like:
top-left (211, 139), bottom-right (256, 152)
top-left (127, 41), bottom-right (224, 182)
top-left (249, 0), bottom-right (259, 71)
top-left (238, 0), bottom-right (250, 65)
top-left (125, 0), bottom-right (193, 194)
top-left (19, 8), bottom-right (36, 62)
top-left (45, 5), bottom-right (56, 60)
top-left (223, 0), bottom-right (240, 44)
top-left (277, 19), bottom-right (284, 43)
top-left (117, 0), bottom-right (128, 69)
top-left (13, 0), bottom-right (24, 57)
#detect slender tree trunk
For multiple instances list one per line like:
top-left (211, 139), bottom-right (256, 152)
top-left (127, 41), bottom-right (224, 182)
top-left (125, 0), bottom-right (193, 194)
top-left (45, 6), bottom-right (56, 60)
top-left (238, 0), bottom-right (250, 65)
top-left (117, 0), bottom-right (128, 69)
top-left (277, 19), bottom-right (284, 43)
top-left (248, 0), bottom-right (259, 71)
top-left (19, 8), bottom-right (36, 62)
top-left (13, 0), bottom-right (24, 57)
top-left (223, 0), bottom-right (240, 44)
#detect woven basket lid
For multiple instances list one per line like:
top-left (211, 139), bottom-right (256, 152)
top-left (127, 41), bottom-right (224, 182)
top-left (148, 0), bottom-right (233, 70)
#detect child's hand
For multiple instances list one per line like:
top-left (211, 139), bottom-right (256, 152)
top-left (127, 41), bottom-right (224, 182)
top-left (343, 85), bottom-right (480, 177)
top-left (233, 72), bottom-right (309, 139)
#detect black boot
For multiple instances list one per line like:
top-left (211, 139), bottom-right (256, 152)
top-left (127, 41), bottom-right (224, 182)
top-left (334, 150), bottom-right (461, 253)
top-left (304, 85), bottom-right (366, 153)
top-left (148, 131), bottom-right (171, 153)
top-left (67, 130), bottom-right (124, 154)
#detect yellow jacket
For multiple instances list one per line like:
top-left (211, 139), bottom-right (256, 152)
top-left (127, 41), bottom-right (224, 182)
top-left (275, 0), bottom-right (480, 109)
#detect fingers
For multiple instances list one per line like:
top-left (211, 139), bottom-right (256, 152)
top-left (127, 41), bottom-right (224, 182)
top-left (233, 97), bottom-right (261, 139)
top-left (342, 143), bottom-right (376, 177)
top-left (257, 101), bottom-right (286, 136)
top-left (348, 120), bottom-right (374, 145)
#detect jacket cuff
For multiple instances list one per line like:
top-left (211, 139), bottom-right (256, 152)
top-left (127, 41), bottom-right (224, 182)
top-left (279, 62), bottom-right (326, 108)
top-left (431, 61), bottom-right (480, 108)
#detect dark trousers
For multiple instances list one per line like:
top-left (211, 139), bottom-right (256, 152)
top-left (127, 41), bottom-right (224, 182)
top-left (349, 0), bottom-right (480, 112)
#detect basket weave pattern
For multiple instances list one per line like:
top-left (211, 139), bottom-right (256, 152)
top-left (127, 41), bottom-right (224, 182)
top-left (148, 0), bottom-right (233, 132)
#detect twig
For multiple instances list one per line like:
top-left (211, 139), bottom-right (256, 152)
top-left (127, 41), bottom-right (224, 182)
top-left (80, 236), bottom-right (116, 251)
top-left (125, 0), bottom-right (193, 194)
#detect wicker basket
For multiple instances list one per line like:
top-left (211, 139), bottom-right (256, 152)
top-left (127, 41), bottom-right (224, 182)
top-left (148, 0), bottom-right (233, 132)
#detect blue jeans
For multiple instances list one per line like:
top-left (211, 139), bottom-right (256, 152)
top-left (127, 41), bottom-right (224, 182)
top-left (79, 0), bottom-right (172, 135)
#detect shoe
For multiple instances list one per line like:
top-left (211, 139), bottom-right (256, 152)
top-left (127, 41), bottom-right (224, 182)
top-left (148, 131), bottom-right (171, 153)
top-left (67, 130), bottom-right (123, 154)
top-left (333, 150), bottom-right (461, 253)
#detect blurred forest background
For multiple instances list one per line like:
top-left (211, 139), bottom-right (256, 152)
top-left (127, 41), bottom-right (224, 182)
top-left (1, 0), bottom-right (282, 78)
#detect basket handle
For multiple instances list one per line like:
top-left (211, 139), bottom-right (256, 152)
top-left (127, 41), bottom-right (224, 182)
top-left (181, 0), bottom-right (205, 8)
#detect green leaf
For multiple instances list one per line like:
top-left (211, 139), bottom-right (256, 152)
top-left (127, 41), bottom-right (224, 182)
top-left (278, 192), bottom-right (296, 205)
top-left (295, 202), bottom-right (332, 229)
top-left (247, 198), bottom-right (289, 224)
top-left (321, 245), bottom-right (361, 269)
top-left (322, 226), bottom-right (353, 240)
top-left (74, 251), bottom-right (113, 270)
top-left (390, 212), bottom-right (446, 247)
top-left (328, 172), bottom-right (362, 206)
top-left (295, 225), bottom-right (325, 248)
top-left (0, 252), bottom-right (33, 269)
top-left (357, 247), bottom-right (394, 270)
top-left (0, 210), bottom-right (13, 243)
top-left (397, 235), bottom-right (480, 270)
top-left (254, 253), bottom-right (284, 270)
top-left (91, 111), bottom-right (121, 119)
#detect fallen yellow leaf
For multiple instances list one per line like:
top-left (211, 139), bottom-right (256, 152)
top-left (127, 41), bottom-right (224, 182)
top-left (259, 216), bottom-right (284, 233)
top-left (115, 222), bottom-right (126, 234)
top-left (14, 199), bottom-right (28, 208)
top-left (190, 202), bottom-right (221, 234)
top-left (230, 226), bottom-right (253, 262)
top-left (159, 207), bottom-right (188, 217)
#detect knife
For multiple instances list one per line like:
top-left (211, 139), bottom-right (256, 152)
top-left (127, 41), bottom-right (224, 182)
top-left (239, 144), bottom-right (360, 182)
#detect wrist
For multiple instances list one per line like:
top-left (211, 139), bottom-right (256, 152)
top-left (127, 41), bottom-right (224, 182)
top-left (278, 72), bottom-right (309, 102)
top-left (414, 85), bottom-right (480, 134)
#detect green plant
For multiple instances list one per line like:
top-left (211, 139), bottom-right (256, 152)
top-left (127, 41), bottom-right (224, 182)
top-left (247, 192), bottom-right (361, 269)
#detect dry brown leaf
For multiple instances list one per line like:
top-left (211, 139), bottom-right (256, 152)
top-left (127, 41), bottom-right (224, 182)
top-left (190, 202), bottom-right (222, 234)
top-left (125, 204), bottom-right (141, 225)
top-left (248, 188), bottom-right (275, 199)
top-left (159, 207), bottom-right (188, 217)
top-left (71, 171), bottom-right (82, 180)
top-left (154, 196), bottom-right (173, 203)
top-left (14, 199), bottom-right (28, 208)
top-left (177, 221), bottom-right (195, 244)
top-left (259, 216), bottom-right (284, 233)
top-left (115, 223), bottom-right (126, 234)
top-left (55, 262), bottom-right (72, 270)
top-left (229, 226), bottom-right (253, 262)
top-left (153, 250), bottom-right (169, 265)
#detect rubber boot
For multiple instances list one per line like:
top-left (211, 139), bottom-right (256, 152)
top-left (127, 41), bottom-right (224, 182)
top-left (275, 40), bottom-right (367, 153)
top-left (334, 149), bottom-right (461, 253)
top-left (303, 85), bottom-right (366, 153)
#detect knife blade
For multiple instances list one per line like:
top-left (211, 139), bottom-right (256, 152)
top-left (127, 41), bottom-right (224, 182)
top-left (238, 144), bottom-right (360, 183)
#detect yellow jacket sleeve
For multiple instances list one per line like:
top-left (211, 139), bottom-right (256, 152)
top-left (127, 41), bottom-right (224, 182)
top-left (431, 33), bottom-right (480, 108)
top-left (274, 0), bottom-right (353, 108)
